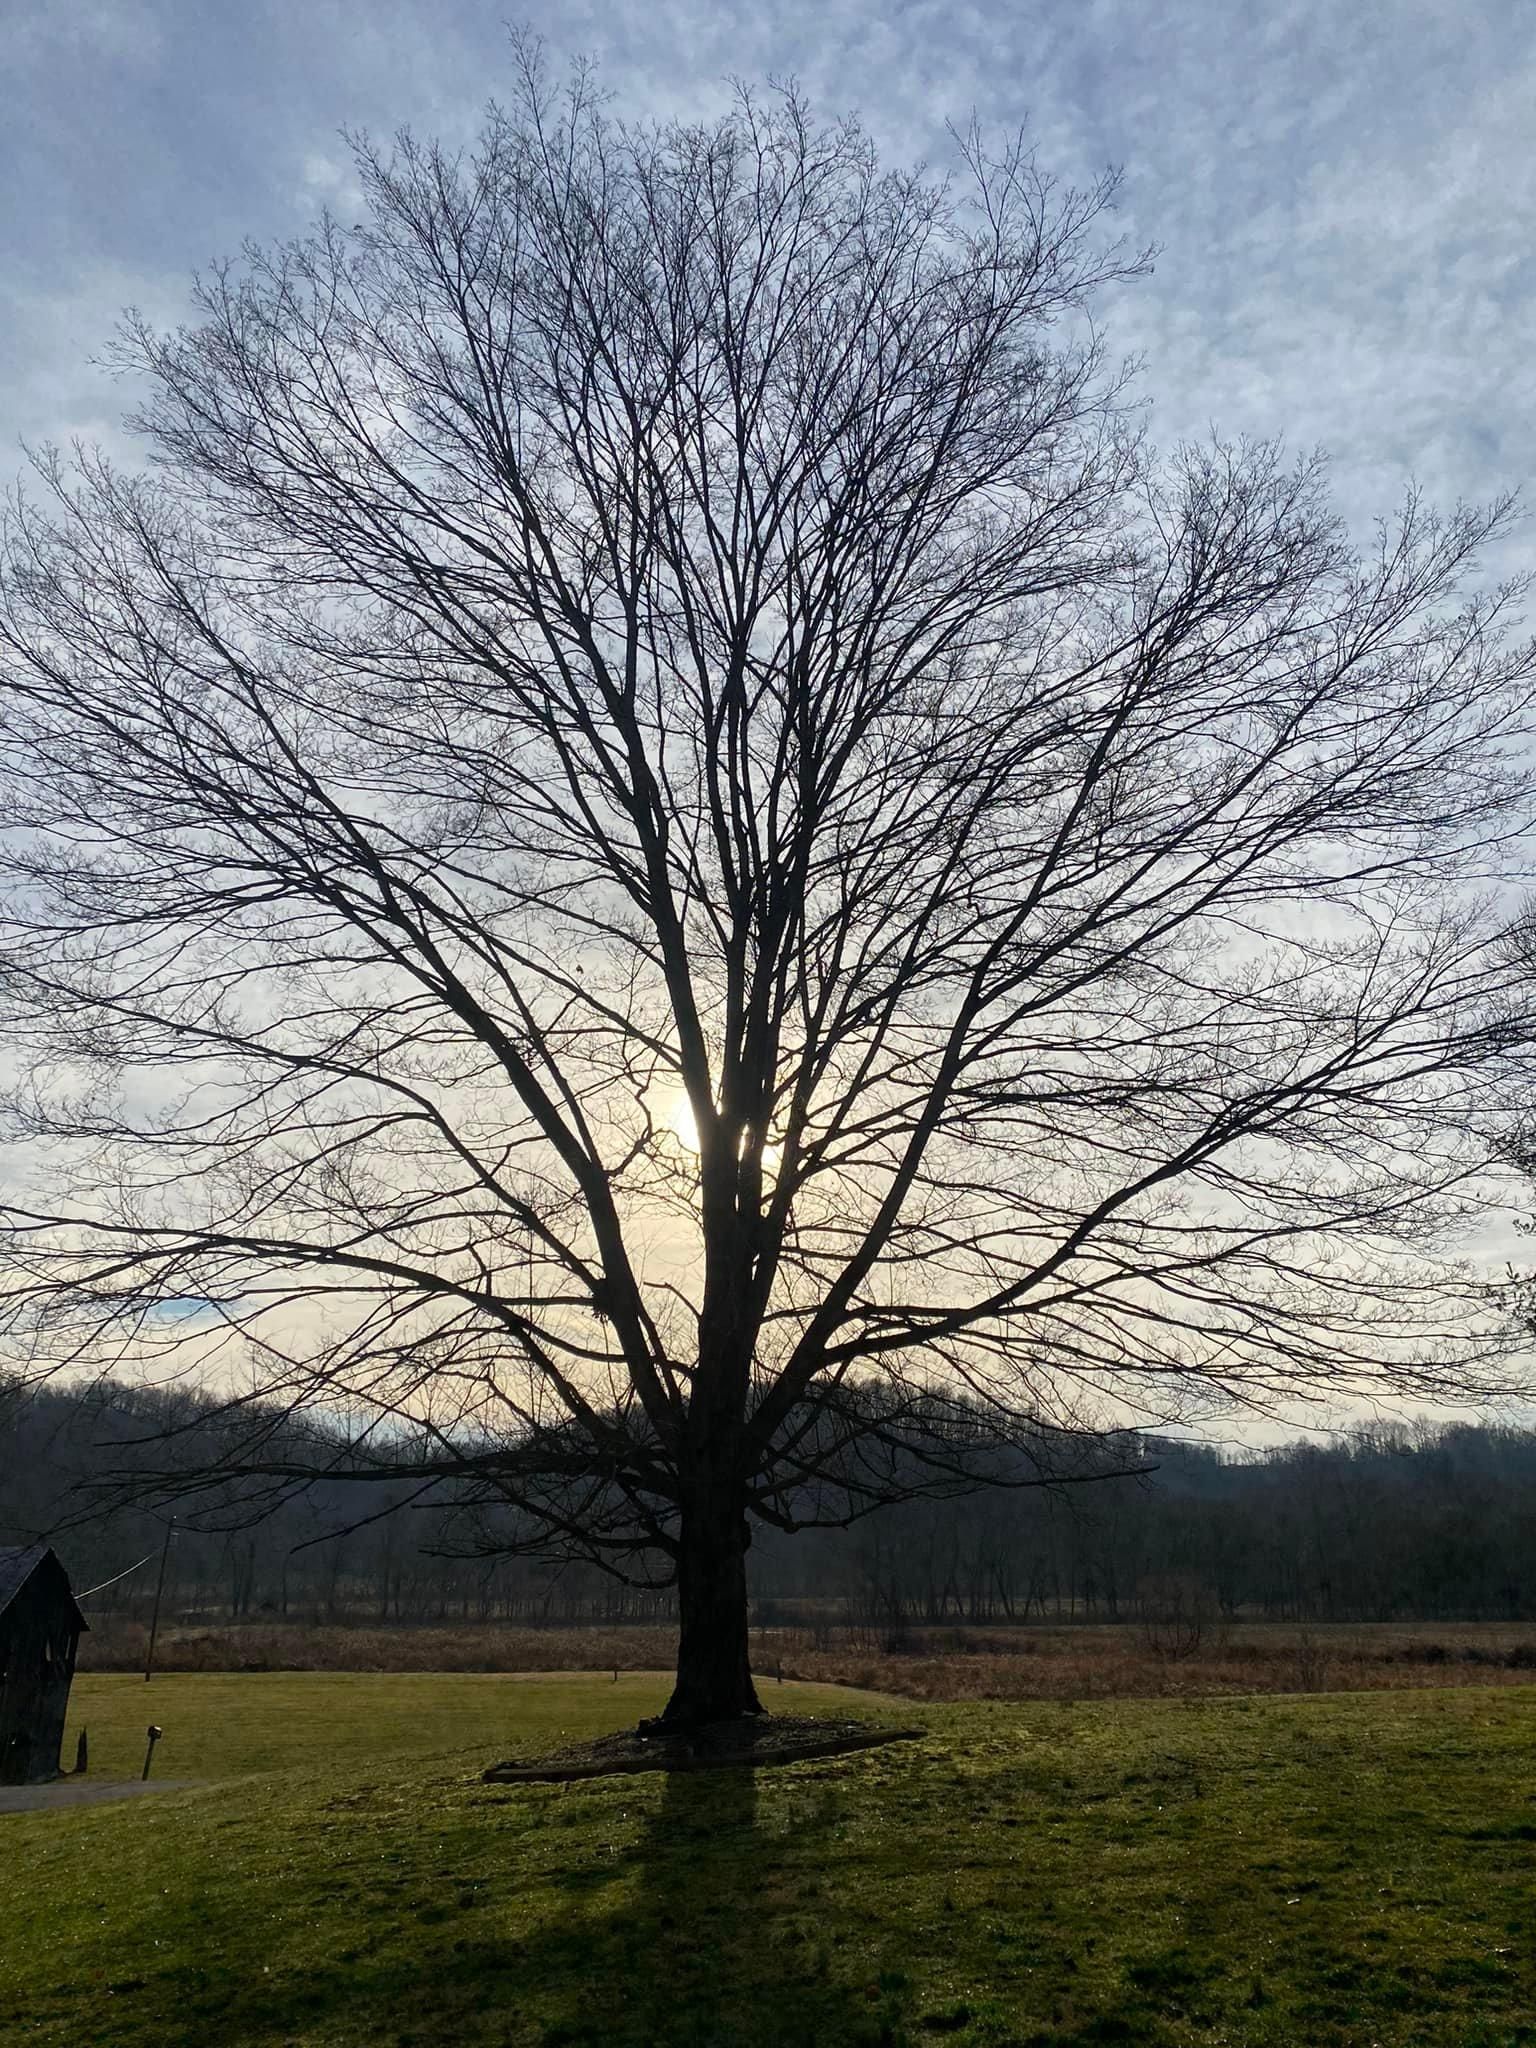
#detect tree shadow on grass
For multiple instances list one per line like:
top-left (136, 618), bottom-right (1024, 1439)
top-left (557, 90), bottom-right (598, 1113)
top-left (511, 1763), bottom-right (911, 2048)
top-left (125, 1762), bottom-right (913, 2048)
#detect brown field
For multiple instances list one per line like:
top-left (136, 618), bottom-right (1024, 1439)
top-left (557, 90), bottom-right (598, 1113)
top-left (775, 1620), bottom-right (1536, 1700)
top-left (78, 1615), bottom-right (1536, 1700)
top-left (78, 1620), bottom-right (678, 1677)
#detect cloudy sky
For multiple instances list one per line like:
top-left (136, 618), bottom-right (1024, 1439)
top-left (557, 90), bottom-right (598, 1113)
top-left (4, 0), bottom-right (1532, 1439)
top-left (6, 0), bottom-right (1533, 562)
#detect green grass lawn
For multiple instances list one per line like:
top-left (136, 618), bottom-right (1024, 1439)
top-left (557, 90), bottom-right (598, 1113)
top-left (2, 1674), bottom-right (1534, 2047)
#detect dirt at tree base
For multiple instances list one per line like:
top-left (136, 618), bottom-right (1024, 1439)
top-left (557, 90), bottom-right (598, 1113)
top-left (480, 1715), bottom-right (923, 1783)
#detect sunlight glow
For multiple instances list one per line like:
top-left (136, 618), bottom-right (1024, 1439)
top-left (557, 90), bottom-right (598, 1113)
top-left (666, 1092), bottom-right (700, 1153)
top-left (660, 1092), bottom-right (782, 1178)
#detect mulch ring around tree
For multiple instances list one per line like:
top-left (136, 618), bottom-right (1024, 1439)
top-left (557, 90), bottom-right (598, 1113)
top-left (481, 1715), bottom-right (924, 1783)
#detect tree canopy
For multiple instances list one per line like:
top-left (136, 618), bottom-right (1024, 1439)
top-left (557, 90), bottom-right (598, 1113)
top-left (1, 53), bottom-right (1532, 1719)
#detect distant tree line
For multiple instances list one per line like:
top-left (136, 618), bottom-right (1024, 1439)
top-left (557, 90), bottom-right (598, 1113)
top-left (6, 1376), bottom-right (1534, 1633)
top-left (809, 1425), bottom-right (1536, 1637)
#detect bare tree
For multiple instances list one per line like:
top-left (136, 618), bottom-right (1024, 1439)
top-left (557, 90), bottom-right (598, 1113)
top-left (0, 55), bottom-right (1532, 1723)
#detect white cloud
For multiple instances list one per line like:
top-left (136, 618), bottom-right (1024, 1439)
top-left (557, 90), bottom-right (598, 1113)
top-left (295, 149), bottom-right (364, 218)
top-left (8, 0), bottom-right (165, 69)
top-left (6, 0), bottom-right (1533, 547)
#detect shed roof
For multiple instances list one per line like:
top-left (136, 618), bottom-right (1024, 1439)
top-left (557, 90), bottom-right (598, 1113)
top-left (0, 1544), bottom-right (88, 1633)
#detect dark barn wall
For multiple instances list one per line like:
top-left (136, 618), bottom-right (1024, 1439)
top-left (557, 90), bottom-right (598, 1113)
top-left (0, 1562), bottom-right (82, 1786)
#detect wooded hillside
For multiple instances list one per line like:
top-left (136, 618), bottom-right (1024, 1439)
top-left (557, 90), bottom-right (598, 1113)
top-left (5, 1378), bottom-right (1532, 1631)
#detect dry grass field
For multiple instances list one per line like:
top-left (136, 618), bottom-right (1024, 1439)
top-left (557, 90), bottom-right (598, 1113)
top-left (78, 1615), bottom-right (1536, 1701)
top-left (779, 1620), bottom-right (1536, 1701)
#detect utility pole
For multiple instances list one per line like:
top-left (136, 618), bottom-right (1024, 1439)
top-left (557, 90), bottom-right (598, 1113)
top-left (143, 1516), bottom-right (176, 1683)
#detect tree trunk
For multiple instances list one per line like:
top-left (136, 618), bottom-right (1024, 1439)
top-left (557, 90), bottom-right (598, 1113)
top-left (656, 1478), bottom-right (762, 1727)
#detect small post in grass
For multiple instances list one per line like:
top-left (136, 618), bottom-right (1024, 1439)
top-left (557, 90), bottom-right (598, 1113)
top-left (142, 1725), bottom-right (163, 1781)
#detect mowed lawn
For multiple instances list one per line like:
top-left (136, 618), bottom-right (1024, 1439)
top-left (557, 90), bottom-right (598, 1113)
top-left (2, 1675), bottom-right (1534, 2047)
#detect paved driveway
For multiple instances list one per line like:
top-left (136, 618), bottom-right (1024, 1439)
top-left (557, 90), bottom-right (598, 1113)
top-left (0, 1778), bottom-right (200, 1814)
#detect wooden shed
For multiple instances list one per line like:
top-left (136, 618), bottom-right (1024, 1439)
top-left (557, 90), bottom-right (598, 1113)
top-left (0, 1544), bottom-right (88, 1785)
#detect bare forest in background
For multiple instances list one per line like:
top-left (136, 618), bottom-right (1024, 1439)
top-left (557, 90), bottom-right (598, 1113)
top-left (5, 60), bottom-right (1536, 1726)
top-left (10, 1379), bottom-right (1536, 1683)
